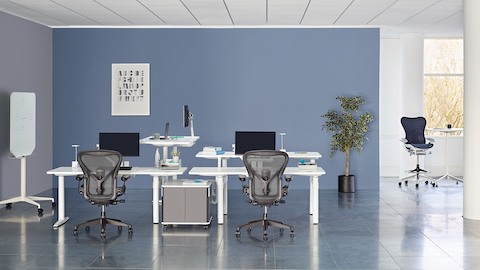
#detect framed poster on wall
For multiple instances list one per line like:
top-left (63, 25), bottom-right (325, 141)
top-left (111, 63), bottom-right (150, 116)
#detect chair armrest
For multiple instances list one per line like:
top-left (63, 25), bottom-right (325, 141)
top-left (282, 175), bottom-right (293, 196)
top-left (238, 175), bottom-right (249, 196)
top-left (76, 175), bottom-right (85, 195)
top-left (400, 138), bottom-right (408, 143)
top-left (120, 175), bottom-right (130, 182)
top-left (426, 137), bottom-right (435, 143)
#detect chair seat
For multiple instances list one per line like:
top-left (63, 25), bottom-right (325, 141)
top-left (410, 143), bottom-right (433, 149)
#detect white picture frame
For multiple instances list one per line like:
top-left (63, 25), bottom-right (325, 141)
top-left (111, 63), bottom-right (150, 116)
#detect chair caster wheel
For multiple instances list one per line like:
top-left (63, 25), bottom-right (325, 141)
top-left (290, 231), bottom-right (295, 237)
top-left (73, 230), bottom-right (78, 236)
top-left (118, 226), bottom-right (122, 232)
top-left (405, 181), bottom-right (408, 186)
top-left (235, 231), bottom-right (240, 238)
top-left (247, 227), bottom-right (252, 232)
top-left (425, 181), bottom-right (429, 185)
top-left (398, 182), bottom-right (402, 187)
top-left (85, 226), bottom-right (90, 232)
top-left (415, 183), bottom-right (419, 188)
top-left (37, 208), bottom-right (43, 217)
top-left (6, 203), bottom-right (12, 209)
top-left (52, 202), bottom-right (56, 208)
top-left (100, 232), bottom-right (106, 239)
top-left (128, 227), bottom-right (133, 235)
top-left (263, 234), bottom-right (268, 241)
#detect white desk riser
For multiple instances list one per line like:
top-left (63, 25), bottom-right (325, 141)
top-left (140, 136), bottom-right (200, 162)
top-left (47, 166), bottom-right (186, 228)
top-left (189, 164), bottom-right (326, 225)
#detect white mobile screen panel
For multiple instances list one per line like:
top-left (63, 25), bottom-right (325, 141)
top-left (10, 92), bottom-right (35, 158)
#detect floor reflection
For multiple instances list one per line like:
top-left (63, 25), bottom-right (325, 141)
top-left (0, 178), bottom-right (475, 269)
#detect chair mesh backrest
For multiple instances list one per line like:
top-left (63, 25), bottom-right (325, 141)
top-left (243, 150), bottom-right (288, 206)
top-left (78, 150), bottom-right (122, 203)
top-left (401, 117), bottom-right (427, 144)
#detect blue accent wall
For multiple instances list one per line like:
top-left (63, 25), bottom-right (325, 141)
top-left (53, 28), bottom-right (379, 190)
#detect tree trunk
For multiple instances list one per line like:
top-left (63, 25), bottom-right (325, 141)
top-left (345, 148), bottom-right (350, 176)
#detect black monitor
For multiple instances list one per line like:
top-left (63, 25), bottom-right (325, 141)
top-left (235, 131), bottom-right (276, 155)
top-left (183, 105), bottom-right (195, 136)
top-left (99, 132), bottom-right (140, 157)
top-left (183, 105), bottom-right (190, 128)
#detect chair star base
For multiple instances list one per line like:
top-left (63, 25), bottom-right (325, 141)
top-left (73, 205), bottom-right (132, 239)
top-left (235, 207), bottom-right (294, 241)
top-left (400, 163), bottom-right (436, 188)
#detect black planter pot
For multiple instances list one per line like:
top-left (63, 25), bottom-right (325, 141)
top-left (338, 175), bottom-right (355, 193)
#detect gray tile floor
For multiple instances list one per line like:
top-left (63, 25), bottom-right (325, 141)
top-left (0, 177), bottom-right (476, 269)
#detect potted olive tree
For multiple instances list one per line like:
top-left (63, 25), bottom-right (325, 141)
top-left (321, 95), bottom-right (373, 192)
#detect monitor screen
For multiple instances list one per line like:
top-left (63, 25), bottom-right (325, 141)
top-left (235, 131), bottom-right (276, 155)
top-left (183, 105), bottom-right (190, 127)
top-left (99, 132), bottom-right (140, 157)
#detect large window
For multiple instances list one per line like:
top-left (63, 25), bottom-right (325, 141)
top-left (424, 39), bottom-right (463, 129)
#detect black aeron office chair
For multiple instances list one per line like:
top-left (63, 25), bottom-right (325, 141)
top-left (236, 150), bottom-right (294, 240)
top-left (74, 150), bottom-right (132, 239)
top-left (400, 117), bottom-right (435, 188)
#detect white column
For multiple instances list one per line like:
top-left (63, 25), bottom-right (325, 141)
top-left (399, 33), bottom-right (424, 177)
top-left (463, 0), bottom-right (480, 220)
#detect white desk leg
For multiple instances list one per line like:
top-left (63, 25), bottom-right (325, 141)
top-left (172, 146), bottom-right (178, 180)
top-left (53, 175), bottom-right (69, 228)
top-left (153, 175), bottom-right (159, 224)
top-left (222, 159), bottom-right (228, 215)
top-left (312, 176), bottom-right (319, 224)
top-left (223, 177), bottom-right (228, 215)
top-left (216, 175), bottom-right (224, 224)
top-left (162, 146), bottom-right (168, 161)
top-left (309, 177), bottom-right (313, 215)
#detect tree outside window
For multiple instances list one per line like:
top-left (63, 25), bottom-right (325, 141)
top-left (424, 39), bottom-right (463, 129)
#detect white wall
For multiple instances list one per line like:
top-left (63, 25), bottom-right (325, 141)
top-left (379, 38), bottom-right (402, 177)
top-left (0, 11), bottom-right (53, 201)
top-left (379, 38), bottom-right (464, 178)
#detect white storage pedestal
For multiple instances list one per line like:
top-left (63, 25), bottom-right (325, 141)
top-left (161, 179), bottom-right (212, 229)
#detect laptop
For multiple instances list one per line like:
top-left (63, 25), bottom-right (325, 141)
top-left (159, 122), bottom-right (169, 140)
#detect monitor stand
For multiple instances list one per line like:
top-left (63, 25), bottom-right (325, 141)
top-left (189, 113), bottom-right (195, 137)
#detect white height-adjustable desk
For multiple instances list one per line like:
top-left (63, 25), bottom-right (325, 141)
top-left (47, 166), bottom-right (186, 228)
top-left (195, 151), bottom-right (322, 218)
top-left (140, 136), bottom-right (200, 163)
top-left (196, 151), bottom-right (321, 166)
top-left (189, 166), bottom-right (326, 224)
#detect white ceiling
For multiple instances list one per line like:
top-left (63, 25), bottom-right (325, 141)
top-left (0, 0), bottom-right (463, 37)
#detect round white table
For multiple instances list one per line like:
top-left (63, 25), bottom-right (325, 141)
top-left (428, 127), bottom-right (463, 184)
